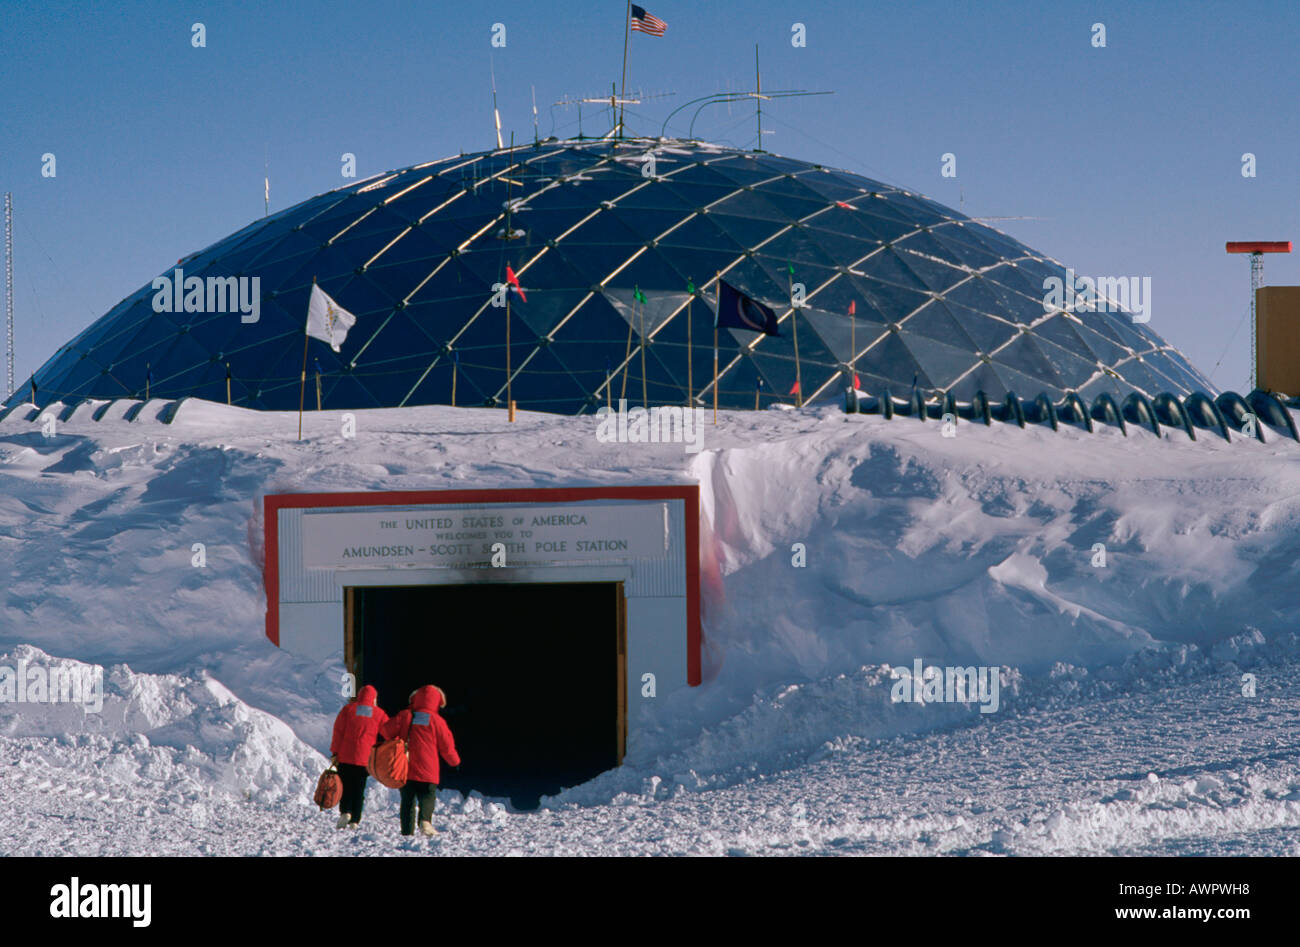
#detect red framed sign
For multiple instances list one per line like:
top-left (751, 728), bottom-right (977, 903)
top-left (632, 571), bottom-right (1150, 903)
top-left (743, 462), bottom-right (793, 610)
top-left (263, 484), bottom-right (703, 685)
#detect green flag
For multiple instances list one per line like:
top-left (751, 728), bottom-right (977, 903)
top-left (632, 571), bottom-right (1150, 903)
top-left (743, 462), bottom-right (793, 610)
top-left (687, 279), bottom-right (695, 295)
top-left (634, 286), bottom-right (646, 304)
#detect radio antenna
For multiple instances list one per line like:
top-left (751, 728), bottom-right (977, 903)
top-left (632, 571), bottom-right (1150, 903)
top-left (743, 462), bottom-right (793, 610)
top-left (584, 82), bottom-right (640, 138)
top-left (552, 94), bottom-right (586, 138)
top-left (490, 57), bottom-right (504, 149)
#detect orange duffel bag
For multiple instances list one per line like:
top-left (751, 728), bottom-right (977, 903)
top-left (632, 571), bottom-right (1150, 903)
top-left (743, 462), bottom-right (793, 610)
top-left (368, 736), bottom-right (409, 789)
top-left (314, 764), bottom-right (343, 810)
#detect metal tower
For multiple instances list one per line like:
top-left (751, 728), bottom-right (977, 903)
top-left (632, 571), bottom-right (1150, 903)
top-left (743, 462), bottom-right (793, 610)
top-left (1227, 240), bottom-right (1291, 390)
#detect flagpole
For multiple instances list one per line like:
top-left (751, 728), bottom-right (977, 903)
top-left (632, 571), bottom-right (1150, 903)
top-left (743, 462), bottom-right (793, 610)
top-left (619, 1), bottom-right (631, 137)
top-left (298, 277), bottom-right (314, 441)
top-left (793, 314), bottom-right (802, 408)
top-left (788, 265), bottom-right (802, 408)
top-left (713, 272), bottom-right (719, 425)
top-left (686, 281), bottom-right (693, 407)
top-left (506, 285), bottom-right (512, 420)
top-left (640, 292), bottom-right (648, 409)
top-left (850, 302), bottom-right (856, 390)
top-left (621, 314), bottom-right (633, 401)
top-left (506, 132), bottom-right (516, 423)
top-left (792, 317), bottom-right (801, 407)
top-left (297, 335), bottom-right (309, 440)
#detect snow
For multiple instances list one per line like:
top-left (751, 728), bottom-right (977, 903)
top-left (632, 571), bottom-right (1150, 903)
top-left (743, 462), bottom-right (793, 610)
top-left (2, 397), bottom-right (1299, 855)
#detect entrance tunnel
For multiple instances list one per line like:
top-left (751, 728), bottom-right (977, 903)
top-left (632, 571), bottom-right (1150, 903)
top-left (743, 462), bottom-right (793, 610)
top-left (352, 581), bottom-right (624, 809)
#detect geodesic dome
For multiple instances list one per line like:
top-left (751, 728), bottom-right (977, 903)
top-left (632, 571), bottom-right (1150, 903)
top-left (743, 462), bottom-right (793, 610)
top-left (12, 138), bottom-right (1213, 413)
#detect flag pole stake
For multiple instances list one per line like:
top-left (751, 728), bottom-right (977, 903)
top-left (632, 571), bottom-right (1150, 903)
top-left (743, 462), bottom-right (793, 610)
top-left (712, 326), bottom-right (718, 424)
top-left (619, 1), bottom-right (631, 137)
top-left (850, 303), bottom-right (856, 390)
top-left (788, 266), bottom-right (802, 408)
top-left (713, 271), bottom-right (720, 425)
top-left (296, 333), bottom-right (308, 440)
top-left (505, 133), bottom-right (515, 421)
top-left (686, 288), bottom-right (693, 407)
top-left (621, 315), bottom-right (633, 401)
top-left (298, 276), bottom-right (315, 441)
top-left (640, 293), bottom-right (648, 409)
top-left (506, 292), bottom-right (512, 421)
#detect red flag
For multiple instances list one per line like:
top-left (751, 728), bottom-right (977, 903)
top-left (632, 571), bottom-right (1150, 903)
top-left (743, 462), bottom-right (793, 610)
top-left (836, 200), bottom-right (854, 209)
top-left (789, 380), bottom-right (800, 395)
top-left (506, 264), bottom-right (526, 302)
top-left (854, 374), bottom-right (861, 389)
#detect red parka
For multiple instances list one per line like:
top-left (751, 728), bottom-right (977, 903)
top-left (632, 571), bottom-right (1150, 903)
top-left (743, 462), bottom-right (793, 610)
top-left (379, 685), bottom-right (460, 784)
top-left (330, 685), bottom-right (390, 767)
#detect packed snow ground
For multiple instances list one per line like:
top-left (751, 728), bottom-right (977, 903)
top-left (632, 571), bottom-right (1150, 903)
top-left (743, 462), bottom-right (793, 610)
top-left (1, 398), bottom-right (1299, 855)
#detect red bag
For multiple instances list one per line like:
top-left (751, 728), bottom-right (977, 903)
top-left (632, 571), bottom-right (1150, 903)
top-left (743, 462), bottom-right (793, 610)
top-left (368, 737), bottom-right (409, 789)
top-left (314, 764), bottom-right (343, 810)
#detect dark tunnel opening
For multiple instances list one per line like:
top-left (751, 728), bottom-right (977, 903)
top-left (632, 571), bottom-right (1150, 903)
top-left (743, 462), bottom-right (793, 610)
top-left (353, 581), bottom-right (623, 809)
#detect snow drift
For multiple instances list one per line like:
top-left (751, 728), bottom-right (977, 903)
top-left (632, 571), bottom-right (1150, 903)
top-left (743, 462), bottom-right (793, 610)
top-left (1, 398), bottom-right (1298, 853)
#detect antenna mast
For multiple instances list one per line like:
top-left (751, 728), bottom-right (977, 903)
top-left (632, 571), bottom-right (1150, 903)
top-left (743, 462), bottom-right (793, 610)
top-left (1227, 240), bottom-right (1292, 390)
top-left (755, 45), bottom-right (762, 150)
top-left (584, 84), bottom-right (641, 138)
top-left (491, 58), bottom-right (504, 149)
top-left (4, 192), bottom-right (12, 398)
top-left (531, 85), bottom-right (539, 145)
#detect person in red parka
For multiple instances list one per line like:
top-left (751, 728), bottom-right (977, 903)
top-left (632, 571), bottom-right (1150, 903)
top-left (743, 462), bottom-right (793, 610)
top-left (329, 684), bottom-right (389, 828)
top-left (379, 684), bottom-right (460, 837)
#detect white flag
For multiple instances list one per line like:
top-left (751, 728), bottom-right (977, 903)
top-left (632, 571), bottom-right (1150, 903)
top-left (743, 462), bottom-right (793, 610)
top-left (305, 283), bottom-right (356, 352)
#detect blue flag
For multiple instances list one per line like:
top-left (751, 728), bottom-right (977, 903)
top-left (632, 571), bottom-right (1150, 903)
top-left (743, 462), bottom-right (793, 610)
top-left (716, 280), bottom-right (780, 336)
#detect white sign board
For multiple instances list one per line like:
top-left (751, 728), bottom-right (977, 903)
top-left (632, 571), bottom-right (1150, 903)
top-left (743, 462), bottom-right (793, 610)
top-left (300, 503), bottom-right (668, 569)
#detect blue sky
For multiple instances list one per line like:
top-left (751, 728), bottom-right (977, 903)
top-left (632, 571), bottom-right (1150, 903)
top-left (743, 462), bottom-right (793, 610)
top-left (3, 0), bottom-right (1299, 391)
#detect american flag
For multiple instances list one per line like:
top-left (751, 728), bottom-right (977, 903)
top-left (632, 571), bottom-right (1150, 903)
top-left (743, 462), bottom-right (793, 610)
top-left (630, 4), bottom-right (667, 36)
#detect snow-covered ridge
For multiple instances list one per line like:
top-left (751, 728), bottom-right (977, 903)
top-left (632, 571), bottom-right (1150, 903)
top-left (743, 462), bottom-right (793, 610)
top-left (2, 399), bottom-right (1298, 852)
top-left (0, 646), bottom-right (321, 805)
top-left (4, 397), bottom-right (1296, 673)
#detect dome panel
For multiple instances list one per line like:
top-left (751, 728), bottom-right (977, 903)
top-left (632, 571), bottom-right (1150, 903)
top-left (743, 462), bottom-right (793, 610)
top-left (11, 139), bottom-right (1215, 414)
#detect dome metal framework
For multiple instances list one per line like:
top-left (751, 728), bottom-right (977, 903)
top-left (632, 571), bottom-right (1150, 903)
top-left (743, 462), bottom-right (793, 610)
top-left (12, 138), bottom-right (1215, 414)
